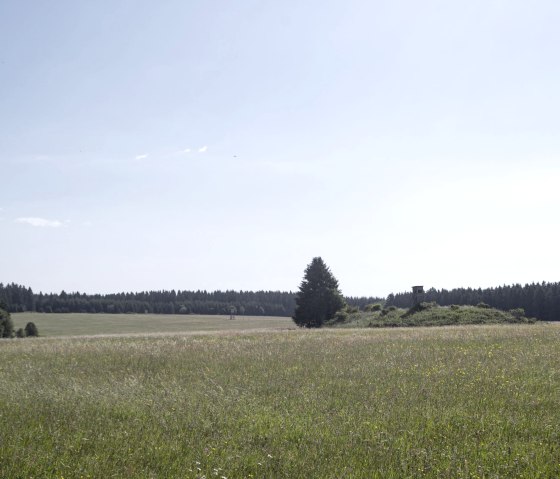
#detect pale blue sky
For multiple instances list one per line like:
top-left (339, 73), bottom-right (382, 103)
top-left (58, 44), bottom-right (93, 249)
top-left (1, 0), bottom-right (560, 296)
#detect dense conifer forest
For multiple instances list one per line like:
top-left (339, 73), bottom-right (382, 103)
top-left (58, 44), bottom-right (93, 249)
top-left (0, 283), bottom-right (380, 317)
top-left (1, 282), bottom-right (558, 321)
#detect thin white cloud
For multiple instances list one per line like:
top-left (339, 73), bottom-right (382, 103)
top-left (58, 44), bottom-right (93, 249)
top-left (169, 148), bottom-right (192, 157)
top-left (16, 217), bottom-right (64, 228)
top-left (198, 146), bottom-right (208, 153)
top-left (135, 153), bottom-right (149, 160)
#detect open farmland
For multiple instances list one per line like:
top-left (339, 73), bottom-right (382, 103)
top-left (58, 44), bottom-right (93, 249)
top-left (2, 324), bottom-right (560, 478)
top-left (12, 312), bottom-right (295, 337)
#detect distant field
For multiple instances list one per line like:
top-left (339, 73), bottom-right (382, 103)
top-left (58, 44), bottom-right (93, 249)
top-left (12, 312), bottom-right (295, 336)
top-left (1, 324), bottom-right (560, 478)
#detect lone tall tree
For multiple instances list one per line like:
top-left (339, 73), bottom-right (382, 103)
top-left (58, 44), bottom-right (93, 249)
top-left (293, 257), bottom-right (346, 328)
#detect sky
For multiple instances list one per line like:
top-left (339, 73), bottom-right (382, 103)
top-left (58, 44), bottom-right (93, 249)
top-left (1, 0), bottom-right (560, 297)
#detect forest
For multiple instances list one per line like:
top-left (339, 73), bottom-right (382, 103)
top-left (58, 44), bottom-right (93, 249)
top-left (0, 283), bottom-right (380, 317)
top-left (1, 281), bottom-right (559, 321)
top-left (385, 283), bottom-right (560, 322)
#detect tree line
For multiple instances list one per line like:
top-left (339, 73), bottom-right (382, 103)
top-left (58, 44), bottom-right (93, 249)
top-left (385, 282), bottom-right (560, 322)
top-left (0, 283), bottom-right (380, 317)
top-left (4, 280), bottom-right (557, 322)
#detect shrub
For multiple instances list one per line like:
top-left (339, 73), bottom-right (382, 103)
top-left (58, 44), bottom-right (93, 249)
top-left (364, 303), bottom-right (382, 312)
top-left (24, 322), bottom-right (39, 337)
top-left (381, 306), bottom-right (398, 316)
top-left (16, 328), bottom-right (26, 338)
top-left (334, 310), bottom-right (349, 323)
top-left (509, 308), bottom-right (526, 320)
top-left (404, 302), bottom-right (438, 317)
top-left (450, 305), bottom-right (460, 310)
top-left (477, 302), bottom-right (491, 309)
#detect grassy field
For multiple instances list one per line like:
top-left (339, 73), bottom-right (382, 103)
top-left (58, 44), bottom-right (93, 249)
top-left (12, 312), bottom-right (295, 337)
top-left (1, 324), bottom-right (560, 478)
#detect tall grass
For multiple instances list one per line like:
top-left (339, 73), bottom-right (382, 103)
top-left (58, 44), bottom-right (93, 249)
top-left (1, 324), bottom-right (560, 478)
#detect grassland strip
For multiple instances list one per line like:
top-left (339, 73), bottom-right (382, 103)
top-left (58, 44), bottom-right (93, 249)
top-left (1, 324), bottom-right (559, 478)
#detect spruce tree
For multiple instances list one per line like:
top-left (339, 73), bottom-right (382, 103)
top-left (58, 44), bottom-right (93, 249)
top-left (0, 307), bottom-right (14, 338)
top-left (292, 257), bottom-right (346, 328)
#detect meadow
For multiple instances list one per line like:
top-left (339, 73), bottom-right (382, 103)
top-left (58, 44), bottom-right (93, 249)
top-left (12, 312), bottom-right (294, 337)
top-left (2, 323), bottom-right (560, 478)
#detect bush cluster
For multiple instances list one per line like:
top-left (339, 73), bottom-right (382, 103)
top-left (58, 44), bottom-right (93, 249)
top-left (0, 307), bottom-right (38, 338)
top-left (327, 303), bottom-right (536, 329)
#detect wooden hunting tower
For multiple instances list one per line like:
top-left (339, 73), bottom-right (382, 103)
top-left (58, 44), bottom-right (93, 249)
top-left (412, 286), bottom-right (425, 306)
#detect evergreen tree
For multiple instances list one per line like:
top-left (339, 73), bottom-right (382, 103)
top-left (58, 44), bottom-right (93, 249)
top-left (293, 257), bottom-right (346, 328)
top-left (0, 307), bottom-right (14, 338)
